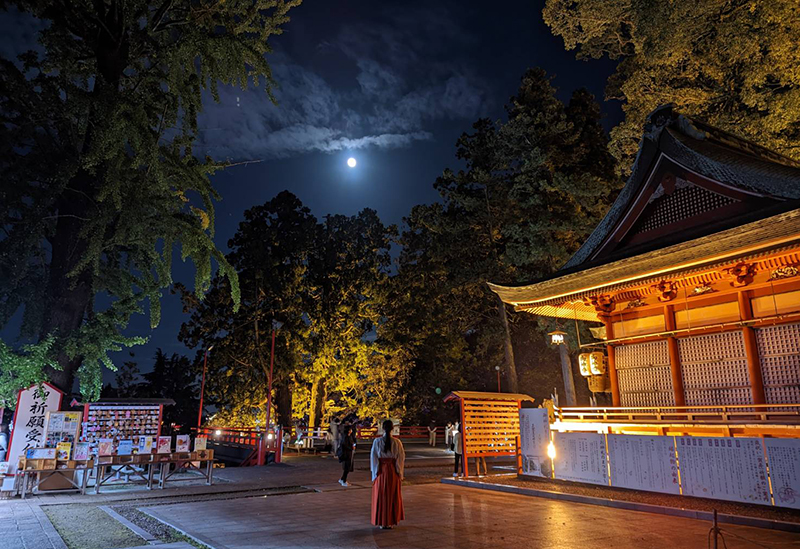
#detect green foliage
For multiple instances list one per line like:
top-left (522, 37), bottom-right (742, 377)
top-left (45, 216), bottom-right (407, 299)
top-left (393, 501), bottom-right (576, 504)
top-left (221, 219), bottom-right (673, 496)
top-left (0, 336), bottom-right (60, 407)
top-left (178, 191), bottom-right (400, 426)
top-left (0, 0), bottom-right (299, 398)
top-left (543, 0), bottom-right (800, 174)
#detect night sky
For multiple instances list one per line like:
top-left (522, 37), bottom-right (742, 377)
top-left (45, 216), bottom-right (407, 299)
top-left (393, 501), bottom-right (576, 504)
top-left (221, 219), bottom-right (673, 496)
top-left (1, 0), bottom-right (620, 384)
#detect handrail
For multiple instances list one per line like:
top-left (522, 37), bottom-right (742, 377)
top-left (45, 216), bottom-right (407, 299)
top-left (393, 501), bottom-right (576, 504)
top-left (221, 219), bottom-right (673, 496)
top-left (554, 403), bottom-right (800, 425)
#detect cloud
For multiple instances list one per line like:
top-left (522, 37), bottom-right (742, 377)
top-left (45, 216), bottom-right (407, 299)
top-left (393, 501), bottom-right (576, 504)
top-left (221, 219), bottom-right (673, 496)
top-left (194, 6), bottom-right (489, 161)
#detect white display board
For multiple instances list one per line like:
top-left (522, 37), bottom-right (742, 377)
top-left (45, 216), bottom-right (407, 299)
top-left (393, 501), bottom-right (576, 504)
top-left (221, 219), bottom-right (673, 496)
top-left (765, 438), bottom-right (800, 510)
top-left (676, 436), bottom-right (770, 505)
top-left (6, 383), bottom-right (63, 474)
top-left (608, 434), bottom-right (679, 494)
top-left (519, 408), bottom-right (551, 477)
top-left (553, 432), bottom-right (608, 485)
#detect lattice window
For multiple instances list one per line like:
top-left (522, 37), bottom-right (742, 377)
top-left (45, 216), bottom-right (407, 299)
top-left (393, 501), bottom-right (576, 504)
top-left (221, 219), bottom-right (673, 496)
top-left (631, 181), bottom-right (737, 236)
top-left (678, 332), bottom-right (752, 406)
top-left (462, 400), bottom-right (519, 457)
top-left (615, 341), bottom-right (675, 406)
top-left (756, 323), bottom-right (800, 404)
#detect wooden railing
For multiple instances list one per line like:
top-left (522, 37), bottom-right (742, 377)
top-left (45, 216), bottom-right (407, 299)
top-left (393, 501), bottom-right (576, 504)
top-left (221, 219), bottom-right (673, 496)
top-left (194, 426), bottom-right (282, 465)
top-left (554, 404), bottom-right (800, 425)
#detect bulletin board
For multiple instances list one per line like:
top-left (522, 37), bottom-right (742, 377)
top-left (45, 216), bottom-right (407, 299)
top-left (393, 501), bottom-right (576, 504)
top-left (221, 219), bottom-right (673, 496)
top-left (44, 411), bottom-right (82, 448)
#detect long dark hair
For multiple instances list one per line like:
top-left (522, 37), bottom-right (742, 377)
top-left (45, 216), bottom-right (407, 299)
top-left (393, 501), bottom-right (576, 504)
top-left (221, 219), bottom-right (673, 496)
top-left (382, 420), bottom-right (393, 453)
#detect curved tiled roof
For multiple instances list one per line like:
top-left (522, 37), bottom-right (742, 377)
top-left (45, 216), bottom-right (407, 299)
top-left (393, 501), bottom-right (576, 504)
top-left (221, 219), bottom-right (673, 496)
top-left (563, 105), bottom-right (800, 269)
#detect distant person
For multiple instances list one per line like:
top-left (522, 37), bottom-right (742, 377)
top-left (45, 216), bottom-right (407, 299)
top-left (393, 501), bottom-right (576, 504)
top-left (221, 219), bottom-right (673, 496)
top-left (371, 419), bottom-right (405, 529)
top-left (427, 422), bottom-right (437, 447)
top-left (338, 425), bottom-right (357, 486)
top-left (452, 422), bottom-right (463, 477)
top-left (473, 455), bottom-right (488, 477)
top-left (330, 417), bottom-right (341, 457)
top-left (444, 422), bottom-right (453, 451)
top-left (0, 424), bottom-right (8, 462)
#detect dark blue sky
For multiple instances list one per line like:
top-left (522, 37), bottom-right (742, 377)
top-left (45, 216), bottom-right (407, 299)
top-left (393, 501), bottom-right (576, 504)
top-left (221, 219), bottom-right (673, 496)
top-left (1, 0), bottom-right (620, 384)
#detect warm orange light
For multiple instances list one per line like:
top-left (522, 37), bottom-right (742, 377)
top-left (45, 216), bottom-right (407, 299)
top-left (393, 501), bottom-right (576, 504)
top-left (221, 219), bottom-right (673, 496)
top-left (547, 441), bottom-right (556, 460)
top-left (578, 353), bottom-right (591, 377)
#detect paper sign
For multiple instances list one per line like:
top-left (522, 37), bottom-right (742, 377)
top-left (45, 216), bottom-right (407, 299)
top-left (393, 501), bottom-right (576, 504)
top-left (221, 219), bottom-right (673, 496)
top-left (519, 408), bottom-right (551, 477)
top-left (117, 440), bottom-right (133, 456)
top-left (73, 443), bottom-right (90, 461)
top-left (677, 436), bottom-right (769, 505)
top-left (56, 442), bottom-right (71, 460)
top-left (98, 439), bottom-right (114, 456)
top-left (138, 436), bottom-right (153, 454)
top-left (194, 437), bottom-right (207, 451)
top-left (553, 432), bottom-right (608, 486)
top-left (6, 383), bottom-right (63, 474)
top-left (26, 447), bottom-right (56, 459)
top-left (176, 435), bottom-right (190, 452)
top-left (765, 438), bottom-right (800, 510)
top-left (157, 436), bottom-right (172, 454)
top-left (608, 434), bottom-right (679, 494)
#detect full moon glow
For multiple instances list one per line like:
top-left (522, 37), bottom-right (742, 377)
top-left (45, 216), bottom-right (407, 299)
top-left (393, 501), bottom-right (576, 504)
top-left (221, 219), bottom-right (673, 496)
top-left (347, 157), bottom-right (357, 168)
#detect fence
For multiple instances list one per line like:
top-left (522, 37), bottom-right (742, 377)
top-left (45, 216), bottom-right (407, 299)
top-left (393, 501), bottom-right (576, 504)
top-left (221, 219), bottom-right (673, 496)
top-left (194, 426), bottom-right (282, 465)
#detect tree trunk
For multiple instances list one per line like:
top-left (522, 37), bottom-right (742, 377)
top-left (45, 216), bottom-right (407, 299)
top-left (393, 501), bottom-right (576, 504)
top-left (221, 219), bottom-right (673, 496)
top-left (308, 376), bottom-right (326, 430)
top-left (497, 295), bottom-right (519, 393)
top-left (276, 376), bottom-right (293, 429)
top-left (39, 13), bottom-right (129, 397)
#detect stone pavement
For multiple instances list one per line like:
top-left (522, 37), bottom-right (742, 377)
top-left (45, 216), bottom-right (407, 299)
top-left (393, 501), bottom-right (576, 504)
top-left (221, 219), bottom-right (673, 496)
top-left (142, 483), bottom-right (800, 549)
top-left (0, 500), bottom-right (67, 549)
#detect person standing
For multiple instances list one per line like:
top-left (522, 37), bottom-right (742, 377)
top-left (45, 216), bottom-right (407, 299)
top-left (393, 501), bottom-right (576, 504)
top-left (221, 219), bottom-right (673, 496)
top-left (371, 419), bottom-right (405, 529)
top-left (452, 422), bottom-right (463, 477)
top-left (427, 422), bottom-right (437, 447)
top-left (473, 455), bottom-right (488, 477)
top-left (444, 422), bottom-right (453, 451)
top-left (330, 417), bottom-right (341, 457)
top-left (338, 425), bottom-right (357, 486)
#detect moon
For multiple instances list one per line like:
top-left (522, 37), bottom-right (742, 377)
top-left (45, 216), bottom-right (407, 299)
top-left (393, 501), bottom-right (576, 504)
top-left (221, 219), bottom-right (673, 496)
top-left (347, 157), bottom-right (357, 168)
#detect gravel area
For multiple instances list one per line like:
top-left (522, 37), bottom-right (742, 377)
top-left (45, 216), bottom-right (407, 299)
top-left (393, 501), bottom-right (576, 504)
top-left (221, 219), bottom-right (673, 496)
top-left (42, 504), bottom-right (144, 549)
top-left (469, 474), bottom-right (800, 524)
top-left (112, 506), bottom-right (209, 548)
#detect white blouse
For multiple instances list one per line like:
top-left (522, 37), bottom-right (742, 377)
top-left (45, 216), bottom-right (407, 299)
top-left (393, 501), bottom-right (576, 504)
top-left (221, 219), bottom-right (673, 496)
top-left (370, 436), bottom-right (406, 481)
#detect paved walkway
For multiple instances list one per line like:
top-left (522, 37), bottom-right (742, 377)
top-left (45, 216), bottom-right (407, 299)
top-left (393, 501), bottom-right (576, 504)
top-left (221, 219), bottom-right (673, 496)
top-left (143, 483), bottom-right (800, 549)
top-left (0, 500), bottom-right (67, 549)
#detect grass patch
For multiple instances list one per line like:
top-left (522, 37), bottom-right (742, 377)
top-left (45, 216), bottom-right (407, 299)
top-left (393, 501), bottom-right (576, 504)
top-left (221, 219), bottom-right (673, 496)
top-left (113, 506), bottom-right (211, 549)
top-left (42, 504), bottom-right (144, 549)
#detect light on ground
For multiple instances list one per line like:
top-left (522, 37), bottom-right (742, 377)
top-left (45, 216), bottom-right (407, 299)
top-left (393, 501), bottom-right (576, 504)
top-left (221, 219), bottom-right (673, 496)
top-left (347, 157), bottom-right (357, 168)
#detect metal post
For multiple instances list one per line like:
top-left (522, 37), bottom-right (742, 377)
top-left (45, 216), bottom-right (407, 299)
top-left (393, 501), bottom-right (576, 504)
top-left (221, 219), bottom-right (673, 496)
top-left (262, 329), bottom-right (276, 465)
top-left (197, 346), bottom-right (212, 428)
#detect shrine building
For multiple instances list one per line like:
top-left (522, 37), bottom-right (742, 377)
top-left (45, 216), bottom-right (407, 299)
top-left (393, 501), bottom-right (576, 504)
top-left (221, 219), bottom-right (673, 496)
top-left (490, 105), bottom-right (800, 437)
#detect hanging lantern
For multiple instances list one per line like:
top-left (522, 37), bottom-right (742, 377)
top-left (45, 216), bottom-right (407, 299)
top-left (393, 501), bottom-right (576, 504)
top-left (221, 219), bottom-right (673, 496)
top-left (578, 353), bottom-right (592, 377)
top-left (589, 352), bottom-right (607, 375)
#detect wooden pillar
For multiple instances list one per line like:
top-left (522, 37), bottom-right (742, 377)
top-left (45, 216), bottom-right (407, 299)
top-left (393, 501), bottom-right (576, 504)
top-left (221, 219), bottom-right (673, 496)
top-left (738, 291), bottom-right (766, 405)
top-left (664, 305), bottom-right (686, 406)
top-left (602, 315), bottom-right (621, 407)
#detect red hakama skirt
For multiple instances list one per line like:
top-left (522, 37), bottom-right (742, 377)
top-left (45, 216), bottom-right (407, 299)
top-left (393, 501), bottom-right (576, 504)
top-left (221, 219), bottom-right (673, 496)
top-left (371, 457), bottom-right (404, 527)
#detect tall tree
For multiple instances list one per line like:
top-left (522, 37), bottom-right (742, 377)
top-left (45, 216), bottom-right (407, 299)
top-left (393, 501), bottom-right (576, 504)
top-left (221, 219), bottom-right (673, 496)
top-left (429, 68), bottom-right (617, 393)
top-left (543, 0), bottom-right (800, 173)
top-left (178, 191), bottom-right (316, 428)
top-left (141, 349), bottom-right (199, 433)
top-left (114, 359), bottom-right (142, 398)
top-left (0, 0), bottom-right (299, 401)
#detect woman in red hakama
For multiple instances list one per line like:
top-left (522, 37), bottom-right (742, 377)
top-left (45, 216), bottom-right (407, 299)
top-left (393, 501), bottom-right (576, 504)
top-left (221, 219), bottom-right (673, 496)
top-left (370, 419), bottom-right (406, 529)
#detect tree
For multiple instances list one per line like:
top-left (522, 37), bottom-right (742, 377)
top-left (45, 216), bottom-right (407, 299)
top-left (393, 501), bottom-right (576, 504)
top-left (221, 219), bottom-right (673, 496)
top-left (178, 191), bottom-right (317, 428)
top-left (141, 349), bottom-right (199, 433)
top-left (0, 0), bottom-right (299, 401)
top-left (422, 68), bottom-right (617, 395)
top-left (114, 359), bottom-right (142, 398)
top-left (543, 0), bottom-right (800, 173)
top-left (178, 192), bottom-right (397, 429)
